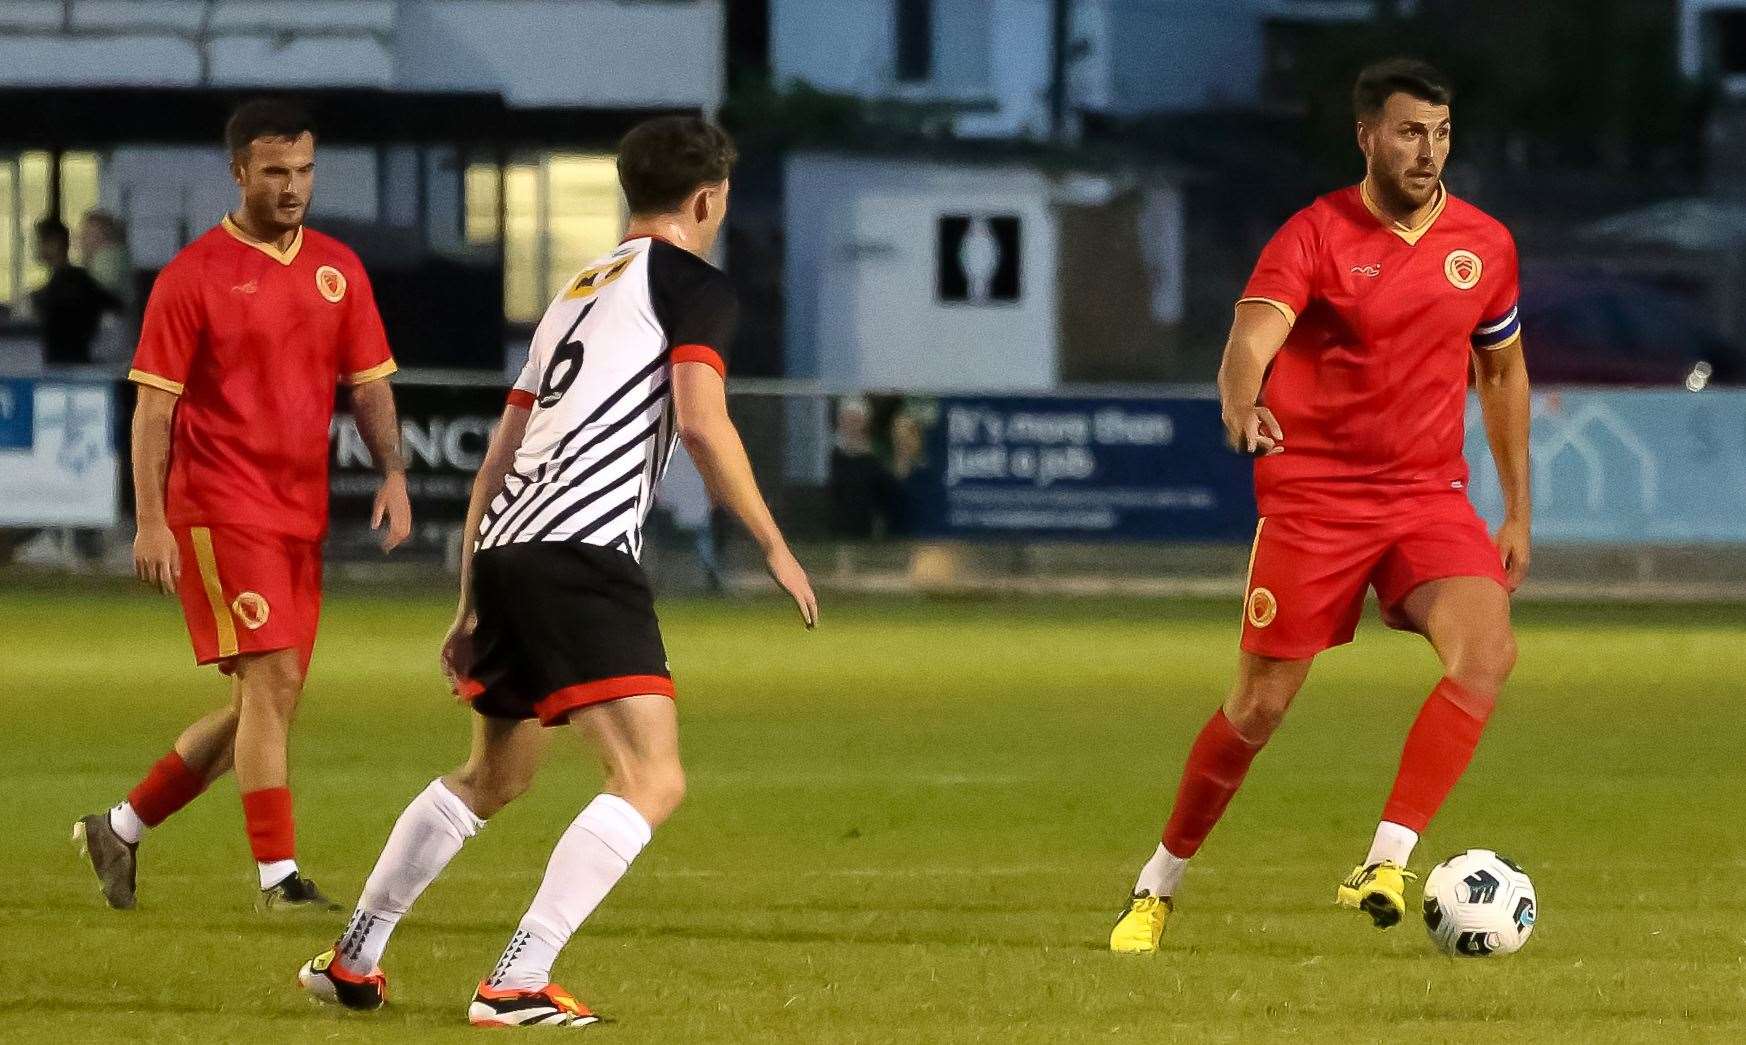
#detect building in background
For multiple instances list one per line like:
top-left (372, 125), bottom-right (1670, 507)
top-left (0, 0), bottom-right (724, 372)
top-left (771, 0), bottom-right (1270, 142)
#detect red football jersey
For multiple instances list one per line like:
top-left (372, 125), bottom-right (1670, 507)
top-left (129, 216), bottom-right (396, 541)
top-left (1238, 183), bottom-right (1520, 517)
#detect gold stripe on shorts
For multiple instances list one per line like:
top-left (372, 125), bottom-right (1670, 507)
top-left (190, 527), bottom-right (238, 658)
top-left (1241, 517), bottom-right (1267, 623)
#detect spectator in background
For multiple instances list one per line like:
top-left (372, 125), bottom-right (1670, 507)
top-left (827, 395), bottom-right (901, 538)
top-left (79, 211), bottom-right (135, 306)
top-left (78, 211), bottom-right (137, 364)
top-left (28, 217), bottom-right (120, 367)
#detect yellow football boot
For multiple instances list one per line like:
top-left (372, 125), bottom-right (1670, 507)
top-left (1109, 892), bottom-right (1173, 953)
top-left (1335, 861), bottom-right (1417, 928)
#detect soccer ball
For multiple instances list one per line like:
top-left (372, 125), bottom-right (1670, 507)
top-left (1421, 849), bottom-right (1537, 957)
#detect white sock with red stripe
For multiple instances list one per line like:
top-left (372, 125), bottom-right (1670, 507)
top-left (487, 794), bottom-right (651, 992)
top-left (335, 779), bottom-right (484, 976)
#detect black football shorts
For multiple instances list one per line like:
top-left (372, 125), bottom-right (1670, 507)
top-left (459, 541), bottom-right (673, 726)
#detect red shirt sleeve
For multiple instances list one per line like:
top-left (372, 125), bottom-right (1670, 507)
top-left (338, 263), bottom-right (397, 385)
top-left (129, 262), bottom-right (203, 395)
top-left (1471, 231), bottom-right (1521, 352)
top-left (1238, 209), bottom-right (1319, 327)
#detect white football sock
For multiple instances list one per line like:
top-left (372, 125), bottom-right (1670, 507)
top-left (336, 779), bottom-right (484, 976)
top-left (108, 801), bottom-right (146, 846)
top-left (487, 794), bottom-right (651, 992)
top-left (1365, 821), bottom-right (1420, 867)
top-left (1133, 842), bottom-right (1190, 899)
top-left (258, 858), bottom-right (298, 890)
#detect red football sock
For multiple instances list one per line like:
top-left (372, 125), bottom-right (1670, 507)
top-left (240, 787), bottom-right (297, 863)
top-left (1161, 709), bottom-right (1265, 858)
top-left (1380, 677), bottom-right (1494, 833)
top-left (126, 751), bottom-right (207, 828)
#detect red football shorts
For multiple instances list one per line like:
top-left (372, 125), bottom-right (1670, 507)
top-left (173, 525), bottom-right (323, 676)
top-left (1239, 493), bottom-right (1508, 660)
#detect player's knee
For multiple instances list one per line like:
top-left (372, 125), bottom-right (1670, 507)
top-left (610, 759), bottom-right (685, 826)
top-left (239, 652), bottom-right (303, 709)
top-left (1449, 630), bottom-right (1517, 696)
top-left (447, 765), bottom-right (532, 819)
top-left (1223, 687), bottom-right (1290, 742)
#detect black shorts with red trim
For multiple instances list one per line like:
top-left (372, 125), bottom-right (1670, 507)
top-left (459, 541), bottom-right (673, 727)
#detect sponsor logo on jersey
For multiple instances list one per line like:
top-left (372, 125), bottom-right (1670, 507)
top-left (1350, 263), bottom-right (1382, 278)
top-left (1444, 249), bottom-right (1482, 290)
top-left (563, 256), bottom-right (634, 300)
top-left (316, 265), bottom-right (347, 303)
top-left (231, 591), bottom-right (271, 630)
top-left (231, 280), bottom-right (258, 295)
top-left (1246, 587), bottom-right (1278, 628)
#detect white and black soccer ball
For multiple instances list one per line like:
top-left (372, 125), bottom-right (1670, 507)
top-left (1421, 849), bottom-right (1537, 957)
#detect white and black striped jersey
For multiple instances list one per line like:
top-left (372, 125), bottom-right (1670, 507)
top-left (477, 236), bottom-right (737, 559)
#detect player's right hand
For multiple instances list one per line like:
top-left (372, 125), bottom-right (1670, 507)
top-left (1224, 404), bottom-right (1285, 456)
top-left (440, 614), bottom-right (476, 694)
top-left (133, 522), bottom-right (180, 596)
top-left (765, 546), bottom-right (818, 629)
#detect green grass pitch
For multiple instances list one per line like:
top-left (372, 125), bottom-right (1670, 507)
top-left (2, 582), bottom-right (1744, 1043)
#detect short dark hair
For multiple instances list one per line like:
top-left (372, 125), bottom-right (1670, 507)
top-left (1354, 58), bottom-right (1453, 119)
top-left (616, 116), bottom-right (738, 215)
top-left (225, 97), bottom-right (316, 157)
top-left (35, 217), bottom-right (68, 246)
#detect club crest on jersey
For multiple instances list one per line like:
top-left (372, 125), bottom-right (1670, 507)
top-left (231, 591), bottom-right (270, 630)
top-left (1246, 587), bottom-right (1278, 629)
top-left (315, 265), bottom-right (347, 303)
top-left (1444, 250), bottom-right (1482, 290)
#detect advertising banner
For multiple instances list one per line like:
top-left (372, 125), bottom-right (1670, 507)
top-left (0, 378), bottom-right (118, 527)
top-left (909, 395), bottom-right (1256, 540)
top-left (1464, 389), bottom-right (1746, 543)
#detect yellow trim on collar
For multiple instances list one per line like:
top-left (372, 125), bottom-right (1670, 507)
top-left (1359, 180), bottom-right (1447, 246)
top-left (221, 214), bottom-right (304, 266)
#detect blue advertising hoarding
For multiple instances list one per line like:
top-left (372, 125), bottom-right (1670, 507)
top-left (911, 389), bottom-right (1746, 545)
top-left (1464, 389), bottom-right (1746, 543)
top-left (909, 395), bottom-right (1256, 540)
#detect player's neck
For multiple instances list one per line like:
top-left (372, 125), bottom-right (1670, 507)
top-left (622, 218), bottom-right (705, 258)
top-left (228, 210), bottom-right (300, 253)
top-left (1360, 175), bottom-right (1440, 230)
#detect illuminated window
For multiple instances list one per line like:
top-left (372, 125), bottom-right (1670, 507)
top-left (0, 150), bottom-right (102, 312)
top-left (466, 153), bottom-right (623, 324)
top-left (544, 155), bottom-right (623, 303)
top-left (0, 165), bottom-right (13, 306)
top-left (18, 152), bottom-right (52, 295)
top-left (463, 163), bottom-right (500, 246)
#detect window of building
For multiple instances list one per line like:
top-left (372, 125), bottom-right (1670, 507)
top-left (895, 0), bottom-right (934, 83)
top-left (464, 152), bottom-right (623, 325)
top-left (1708, 9), bottom-right (1746, 77)
top-left (0, 149), bottom-right (103, 313)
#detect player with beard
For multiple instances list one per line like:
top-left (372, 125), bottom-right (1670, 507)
top-left (1111, 58), bottom-right (1533, 951)
top-left (73, 98), bottom-right (411, 912)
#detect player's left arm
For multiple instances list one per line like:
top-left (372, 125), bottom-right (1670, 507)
top-left (337, 257), bottom-right (410, 552)
top-left (1473, 339), bottom-right (1531, 588)
top-left (349, 376), bottom-right (412, 553)
top-left (1471, 234), bottom-right (1531, 589)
